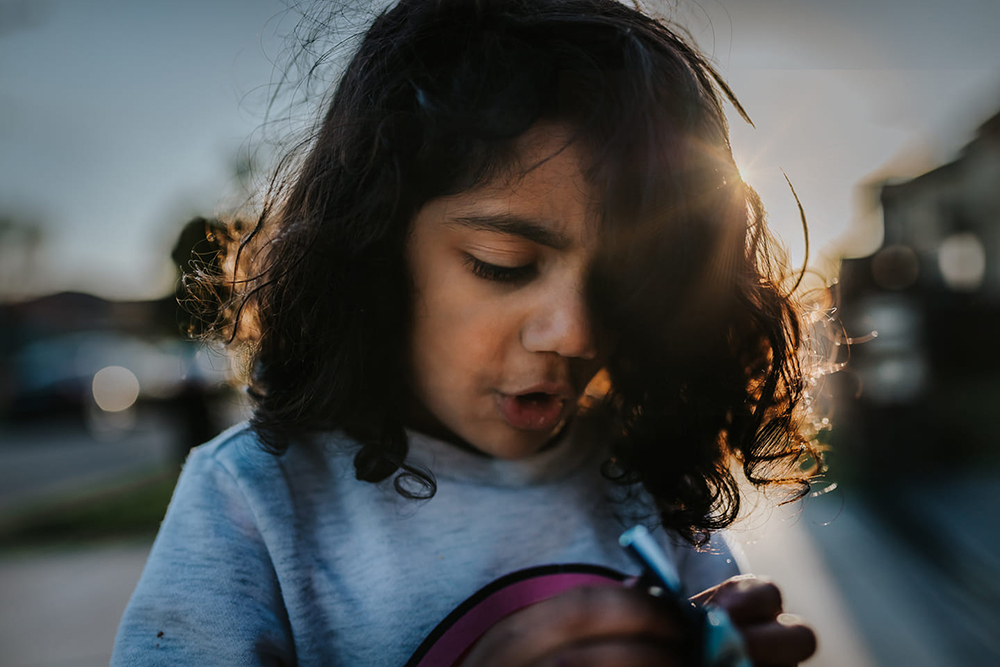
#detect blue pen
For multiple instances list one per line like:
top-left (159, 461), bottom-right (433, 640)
top-left (619, 525), bottom-right (752, 667)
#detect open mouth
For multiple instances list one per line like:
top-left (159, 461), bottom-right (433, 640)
top-left (496, 391), bottom-right (567, 431)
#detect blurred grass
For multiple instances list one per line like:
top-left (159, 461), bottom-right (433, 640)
top-left (0, 466), bottom-right (180, 549)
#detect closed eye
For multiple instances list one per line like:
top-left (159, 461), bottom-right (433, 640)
top-left (463, 254), bottom-right (536, 284)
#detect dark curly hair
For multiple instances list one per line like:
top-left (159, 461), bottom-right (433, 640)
top-left (207, 0), bottom-right (823, 545)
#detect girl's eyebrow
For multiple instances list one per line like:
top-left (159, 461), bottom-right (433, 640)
top-left (447, 214), bottom-right (570, 250)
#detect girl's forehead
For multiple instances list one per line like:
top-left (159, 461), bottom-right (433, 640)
top-left (474, 124), bottom-right (598, 202)
top-left (510, 123), bottom-right (592, 176)
top-left (480, 128), bottom-right (595, 192)
top-left (416, 126), bottom-right (603, 247)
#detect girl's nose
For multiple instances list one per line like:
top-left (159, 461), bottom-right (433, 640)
top-left (521, 282), bottom-right (598, 360)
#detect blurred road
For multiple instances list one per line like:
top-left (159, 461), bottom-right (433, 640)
top-left (741, 468), bottom-right (1000, 667)
top-left (0, 541), bottom-right (151, 667)
top-left (806, 473), bottom-right (1000, 666)
top-left (0, 412), bottom-right (177, 517)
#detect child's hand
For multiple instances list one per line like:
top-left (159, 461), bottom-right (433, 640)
top-left (461, 576), bottom-right (816, 667)
top-left (690, 575), bottom-right (817, 666)
top-left (460, 585), bottom-right (686, 666)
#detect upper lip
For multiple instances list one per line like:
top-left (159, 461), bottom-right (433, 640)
top-left (501, 382), bottom-right (576, 401)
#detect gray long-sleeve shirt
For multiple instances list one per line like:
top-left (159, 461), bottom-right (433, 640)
top-left (112, 421), bottom-right (740, 666)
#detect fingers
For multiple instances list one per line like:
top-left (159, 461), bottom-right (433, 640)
top-left (462, 586), bottom-right (682, 667)
top-left (691, 576), bottom-right (816, 666)
top-left (691, 575), bottom-right (783, 625)
top-left (716, 577), bottom-right (783, 626)
top-left (463, 578), bottom-right (816, 667)
top-left (741, 613), bottom-right (818, 666)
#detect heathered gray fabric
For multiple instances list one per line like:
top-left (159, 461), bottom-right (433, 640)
top-left (112, 421), bottom-right (740, 666)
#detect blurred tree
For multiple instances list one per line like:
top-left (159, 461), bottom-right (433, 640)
top-left (171, 215), bottom-right (234, 338)
top-left (0, 213), bottom-right (45, 302)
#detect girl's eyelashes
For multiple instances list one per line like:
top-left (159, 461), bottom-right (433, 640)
top-left (463, 254), bottom-right (537, 284)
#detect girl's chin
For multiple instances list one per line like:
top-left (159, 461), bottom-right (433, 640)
top-left (481, 416), bottom-right (574, 460)
top-left (404, 398), bottom-right (574, 460)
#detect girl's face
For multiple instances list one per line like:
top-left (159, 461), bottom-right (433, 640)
top-left (406, 124), bottom-right (604, 459)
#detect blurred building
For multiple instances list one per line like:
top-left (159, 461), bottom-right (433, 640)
top-left (832, 110), bottom-right (1000, 666)
top-left (837, 108), bottom-right (1000, 475)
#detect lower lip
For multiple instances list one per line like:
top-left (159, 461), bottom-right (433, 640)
top-left (496, 392), bottom-right (567, 432)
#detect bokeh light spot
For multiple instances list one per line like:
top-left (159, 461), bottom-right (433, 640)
top-left (92, 366), bottom-right (140, 412)
top-left (938, 232), bottom-right (986, 291)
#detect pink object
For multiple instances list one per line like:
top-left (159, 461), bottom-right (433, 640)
top-left (409, 567), bottom-right (624, 667)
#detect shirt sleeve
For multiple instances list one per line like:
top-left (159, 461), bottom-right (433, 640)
top-left (111, 446), bottom-right (296, 666)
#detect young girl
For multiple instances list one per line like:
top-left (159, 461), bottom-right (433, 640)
top-left (114, 1), bottom-right (821, 664)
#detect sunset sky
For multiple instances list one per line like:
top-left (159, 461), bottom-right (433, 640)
top-left (2, 0), bottom-right (999, 300)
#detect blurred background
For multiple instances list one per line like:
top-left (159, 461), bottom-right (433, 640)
top-left (1, 0), bottom-right (998, 665)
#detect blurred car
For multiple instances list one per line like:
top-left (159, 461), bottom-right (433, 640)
top-left (5, 330), bottom-right (232, 425)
